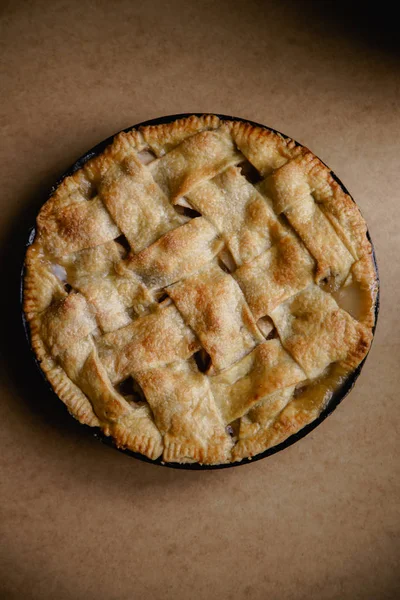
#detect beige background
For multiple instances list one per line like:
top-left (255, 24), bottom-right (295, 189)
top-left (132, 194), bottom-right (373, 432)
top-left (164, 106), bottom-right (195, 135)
top-left (0, 1), bottom-right (399, 598)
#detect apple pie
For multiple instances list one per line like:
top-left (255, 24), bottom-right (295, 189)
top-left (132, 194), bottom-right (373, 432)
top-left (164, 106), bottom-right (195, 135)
top-left (23, 115), bottom-right (378, 464)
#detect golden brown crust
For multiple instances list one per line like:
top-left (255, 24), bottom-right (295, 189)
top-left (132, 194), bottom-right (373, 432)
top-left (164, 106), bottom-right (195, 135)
top-left (97, 303), bottom-right (201, 383)
top-left (233, 234), bottom-right (315, 320)
top-left (168, 263), bottom-right (264, 372)
top-left (224, 120), bottom-right (301, 176)
top-left (149, 129), bottom-right (243, 201)
top-left (141, 114), bottom-right (221, 155)
top-left (24, 243), bottom-right (67, 315)
top-left (27, 318), bottom-right (100, 428)
top-left (135, 359), bottom-right (232, 464)
top-left (122, 217), bottom-right (223, 289)
top-left (266, 153), bottom-right (355, 285)
top-left (186, 166), bottom-right (287, 266)
top-left (107, 407), bottom-right (163, 461)
top-left (210, 341), bottom-right (306, 423)
top-left (98, 153), bottom-right (186, 253)
top-left (24, 114), bottom-right (378, 465)
top-left (270, 284), bottom-right (373, 378)
top-left (233, 362), bottom-right (351, 461)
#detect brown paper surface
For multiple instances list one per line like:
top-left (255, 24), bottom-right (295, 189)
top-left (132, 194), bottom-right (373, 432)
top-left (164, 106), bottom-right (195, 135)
top-left (0, 1), bottom-right (399, 598)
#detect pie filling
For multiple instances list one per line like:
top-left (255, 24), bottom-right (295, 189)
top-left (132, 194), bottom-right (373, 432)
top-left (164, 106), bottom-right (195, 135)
top-left (24, 115), bottom-right (377, 465)
top-left (332, 280), bottom-right (365, 322)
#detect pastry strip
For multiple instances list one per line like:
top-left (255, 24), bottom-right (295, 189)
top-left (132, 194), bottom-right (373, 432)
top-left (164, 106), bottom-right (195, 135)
top-left (187, 166), bottom-right (286, 266)
top-left (168, 264), bottom-right (264, 371)
top-left (210, 340), bottom-right (306, 423)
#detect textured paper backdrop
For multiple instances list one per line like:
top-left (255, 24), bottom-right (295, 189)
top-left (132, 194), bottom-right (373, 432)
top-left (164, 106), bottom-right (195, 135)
top-left (0, 1), bottom-right (399, 599)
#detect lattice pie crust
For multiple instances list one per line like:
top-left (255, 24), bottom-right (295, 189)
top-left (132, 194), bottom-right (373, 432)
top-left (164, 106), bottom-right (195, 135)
top-left (24, 115), bottom-right (377, 464)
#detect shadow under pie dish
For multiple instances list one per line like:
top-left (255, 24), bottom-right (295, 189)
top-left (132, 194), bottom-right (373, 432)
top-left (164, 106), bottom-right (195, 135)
top-left (23, 114), bottom-right (379, 468)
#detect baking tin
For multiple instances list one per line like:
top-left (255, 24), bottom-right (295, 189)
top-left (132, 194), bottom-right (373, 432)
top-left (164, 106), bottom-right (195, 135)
top-left (20, 113), bottom-right (380, 470)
